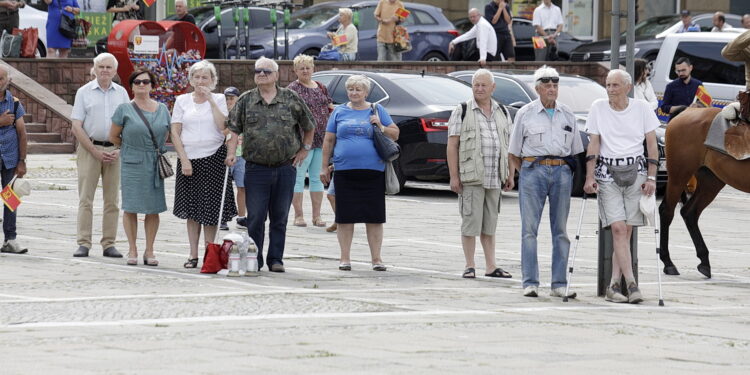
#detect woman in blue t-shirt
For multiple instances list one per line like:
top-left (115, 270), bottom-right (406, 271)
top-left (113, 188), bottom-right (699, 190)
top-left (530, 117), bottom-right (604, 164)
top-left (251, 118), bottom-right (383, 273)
top-left (320, 75), bottom-right (399, 272)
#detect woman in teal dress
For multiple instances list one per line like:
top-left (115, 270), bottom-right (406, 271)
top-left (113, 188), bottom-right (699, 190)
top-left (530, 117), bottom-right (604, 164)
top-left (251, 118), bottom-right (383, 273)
top-left (109, 69), bottom-right (171, 267)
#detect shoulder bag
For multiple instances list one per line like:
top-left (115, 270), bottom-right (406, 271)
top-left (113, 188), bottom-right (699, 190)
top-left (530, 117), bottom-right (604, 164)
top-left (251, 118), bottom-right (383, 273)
top-left (131, 102), bottom-right (175, 179)
top-left (0, 30), bottom-right (22, 58)
top-left (392, 25), bottom-right (412, 53)
top-left (370, 103), bottom-right (400, 161)
top-left (59, 9), bottom-right (78, 40)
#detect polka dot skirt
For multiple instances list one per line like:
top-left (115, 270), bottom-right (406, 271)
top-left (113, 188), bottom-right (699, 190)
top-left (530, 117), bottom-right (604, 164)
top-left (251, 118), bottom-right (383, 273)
top-left (173, 144), bottom-right (237, 226)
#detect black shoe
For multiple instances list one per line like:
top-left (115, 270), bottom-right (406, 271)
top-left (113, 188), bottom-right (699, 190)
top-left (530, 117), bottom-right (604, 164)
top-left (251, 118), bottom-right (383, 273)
top-left (270, 263), bottom-right (285, 273)
top-left (102, 247), bottom-right (123, 258)
top-left (73, 245), bottom-right (90, 257)
top-left (236, 217), bottom-right (247, 229)
top-left (220, 222), bottom-right (229, 231)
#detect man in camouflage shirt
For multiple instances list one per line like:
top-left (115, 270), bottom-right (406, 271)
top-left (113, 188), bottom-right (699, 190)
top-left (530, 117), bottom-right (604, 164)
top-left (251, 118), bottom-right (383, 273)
top-left (226, 57), bottom-right (315, 273)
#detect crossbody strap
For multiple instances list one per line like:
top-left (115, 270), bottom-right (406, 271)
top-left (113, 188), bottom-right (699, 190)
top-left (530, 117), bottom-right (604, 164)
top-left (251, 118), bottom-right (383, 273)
top-left (130, 101), bottom-right (161, 153)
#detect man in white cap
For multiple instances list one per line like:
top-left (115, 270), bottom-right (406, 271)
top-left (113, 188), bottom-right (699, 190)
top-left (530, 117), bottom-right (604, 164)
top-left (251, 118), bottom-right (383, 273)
top-left (0, 64), bottom-right (28, 254)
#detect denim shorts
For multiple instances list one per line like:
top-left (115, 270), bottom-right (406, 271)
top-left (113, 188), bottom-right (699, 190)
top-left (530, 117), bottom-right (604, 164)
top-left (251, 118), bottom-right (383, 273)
top-left (231, 158), bottom-right (246, 188)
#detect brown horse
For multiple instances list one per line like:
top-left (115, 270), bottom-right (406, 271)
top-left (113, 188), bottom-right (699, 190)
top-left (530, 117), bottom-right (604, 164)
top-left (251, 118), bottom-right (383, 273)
top-left (659, 107), bottom-right (750, 277)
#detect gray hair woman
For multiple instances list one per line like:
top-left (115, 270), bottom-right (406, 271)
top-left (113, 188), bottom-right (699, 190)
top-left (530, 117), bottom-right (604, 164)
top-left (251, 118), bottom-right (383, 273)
top-left (320, 75), bottom-right (399, 271)
top-left (327, 8), bottom-right (359, 61)
top-left (171, 60), bottom-right (237, 268)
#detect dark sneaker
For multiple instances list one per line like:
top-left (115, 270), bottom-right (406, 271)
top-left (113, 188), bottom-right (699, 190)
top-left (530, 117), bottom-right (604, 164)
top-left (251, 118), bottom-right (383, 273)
top-left (270, 263), bottom-right (285, 273)
top-left (605, 282), bottom-right (628, 303)
top-left (220, 222), bottom-right (229, 231)
top-left (627, 282), bottom-right (644, 304)
top-left (236, 217), bottom-right (247, 229)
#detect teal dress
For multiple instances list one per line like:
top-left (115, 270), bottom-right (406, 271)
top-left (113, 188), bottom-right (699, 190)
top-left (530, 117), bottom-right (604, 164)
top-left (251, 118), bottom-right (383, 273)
top-left (111, 102), bottom-right (171, 214)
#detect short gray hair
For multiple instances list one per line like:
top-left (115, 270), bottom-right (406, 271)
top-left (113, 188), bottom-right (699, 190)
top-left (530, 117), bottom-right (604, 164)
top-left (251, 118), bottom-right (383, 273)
top-left (472, 68), bottom-right (493, 84)
top-left (255, 56), bottom-right (279, 72)
top-left (533, 65), bottom-right (559, 87)
top-left (175, 0), bottom-right (187, 6)
top-left (93, 53), bottom-right (118, 69)
top-left (345, 75), bottom-right (371, 93)
top-left (607, 69), bottom-right (632, 85)
top-left (188, 60), bottom-right (218, 90)
top-left (339, 8), bottom-right (353, 18)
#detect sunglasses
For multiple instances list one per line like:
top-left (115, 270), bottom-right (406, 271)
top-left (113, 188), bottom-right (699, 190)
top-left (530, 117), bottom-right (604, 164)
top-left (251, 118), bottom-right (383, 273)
top-left (255, 69), bottom-right (275, 75)
top-left (537, 77), bottom-right (560, 83)
top-left (133, 79), bottom-right (151, 86)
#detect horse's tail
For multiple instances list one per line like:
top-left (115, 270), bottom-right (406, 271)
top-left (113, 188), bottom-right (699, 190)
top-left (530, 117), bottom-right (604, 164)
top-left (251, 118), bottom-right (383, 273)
top-left (667, 106), bottom-right (688, 123)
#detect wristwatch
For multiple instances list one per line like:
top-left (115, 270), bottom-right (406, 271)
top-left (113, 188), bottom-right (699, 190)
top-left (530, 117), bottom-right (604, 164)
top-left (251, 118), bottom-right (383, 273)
top-left (647, 176), bottom-right (656, 181)
top-left (303, 144), bottom-right (312, 151)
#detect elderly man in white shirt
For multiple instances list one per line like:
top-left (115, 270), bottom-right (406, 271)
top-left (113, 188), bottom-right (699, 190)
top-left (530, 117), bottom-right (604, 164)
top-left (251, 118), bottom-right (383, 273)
top-left (449, 8), bottom-right (497, 67)
top-left (70, 53), bottom-right (130, 258)
top-left (532, 0), bottom-right (564, 61)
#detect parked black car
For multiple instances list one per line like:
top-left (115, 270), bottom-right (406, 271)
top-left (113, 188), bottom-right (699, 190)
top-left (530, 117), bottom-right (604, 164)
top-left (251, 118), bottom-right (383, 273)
top-left (95, 5), bottom-right (283, 58)
top-left (452, 17), bottom-right (587, 60)
top-left (449, 70), bottom-right (608, 196)
top-left (570, 13), bottom-right (744, 63)
top-left (312, 70), bottom-right (475, 189)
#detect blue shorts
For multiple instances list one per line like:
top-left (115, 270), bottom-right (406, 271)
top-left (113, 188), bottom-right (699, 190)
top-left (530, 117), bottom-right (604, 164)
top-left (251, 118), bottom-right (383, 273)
top-left (327, 176), bottom-right (335, 196)
top-left (231, 158), bottom-right (246, 188)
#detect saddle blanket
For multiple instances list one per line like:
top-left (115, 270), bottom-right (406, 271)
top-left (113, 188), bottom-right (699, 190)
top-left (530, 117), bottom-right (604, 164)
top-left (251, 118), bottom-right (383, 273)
top-left (704, 113), bottom-right (750, 160)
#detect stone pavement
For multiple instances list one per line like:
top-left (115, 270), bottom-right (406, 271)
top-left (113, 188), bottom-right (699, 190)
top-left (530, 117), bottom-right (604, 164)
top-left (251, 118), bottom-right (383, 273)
top-left (1, 154), bottom-right (749, 374)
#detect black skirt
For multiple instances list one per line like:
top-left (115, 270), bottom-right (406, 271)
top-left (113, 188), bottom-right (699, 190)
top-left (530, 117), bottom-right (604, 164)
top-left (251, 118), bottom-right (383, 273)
top-left (173, 144), bottom-right (237, 226)
top-left (334, 169), bottom-right (385, 224)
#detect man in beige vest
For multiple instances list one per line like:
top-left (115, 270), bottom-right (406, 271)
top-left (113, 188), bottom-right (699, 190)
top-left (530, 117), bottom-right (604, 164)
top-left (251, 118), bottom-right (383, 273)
top-left (447, 69), bottom-right (512, 279)
top-left (722, 28), bottom-right (750, 90)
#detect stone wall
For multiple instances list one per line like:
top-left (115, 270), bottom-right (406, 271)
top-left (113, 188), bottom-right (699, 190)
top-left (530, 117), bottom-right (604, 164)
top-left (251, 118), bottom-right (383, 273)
top-left (13, 89), bottom-right (74, 143)
top-left (5, 58), bottom-right (610, 105)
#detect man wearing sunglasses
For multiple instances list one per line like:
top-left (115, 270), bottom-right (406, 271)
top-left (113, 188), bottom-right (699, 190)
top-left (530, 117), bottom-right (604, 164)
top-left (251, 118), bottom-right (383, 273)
top-left (225, 57), bottom-right (315, 273)
top-left (506, 66), bottom-right (583, 298)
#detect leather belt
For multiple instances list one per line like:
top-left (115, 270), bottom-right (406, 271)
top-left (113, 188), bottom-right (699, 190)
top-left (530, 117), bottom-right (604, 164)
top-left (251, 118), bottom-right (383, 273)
top-left (250, 158), bottom-right (294, 168)
top-left (523, 157), bottom-right (566, 166)
top-left (91, 139), bottom-right (115, 147)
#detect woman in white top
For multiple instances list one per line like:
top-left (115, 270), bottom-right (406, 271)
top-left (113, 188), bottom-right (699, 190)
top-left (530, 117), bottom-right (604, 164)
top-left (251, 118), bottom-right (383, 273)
top-left (327, 8), bottom-right (358, 61)
top-left (170, 60), bottom-right (237, 268)
top-left (633, 58), bottom-right (658, 111)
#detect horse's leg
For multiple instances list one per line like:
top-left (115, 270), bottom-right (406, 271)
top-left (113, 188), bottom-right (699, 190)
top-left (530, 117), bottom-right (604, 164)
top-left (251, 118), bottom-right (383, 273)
top-left (659, 170), bottom-right (688, 275)
top-left (679, 166), bottom-right (725, 279)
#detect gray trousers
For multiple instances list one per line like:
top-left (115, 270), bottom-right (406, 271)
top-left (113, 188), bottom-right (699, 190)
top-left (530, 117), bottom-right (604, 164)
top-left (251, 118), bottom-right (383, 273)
top-left (377, 42), bottom-right (402, 61)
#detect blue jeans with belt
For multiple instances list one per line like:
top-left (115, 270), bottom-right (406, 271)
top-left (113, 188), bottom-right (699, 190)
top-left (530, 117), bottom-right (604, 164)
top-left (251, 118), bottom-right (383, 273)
top-left (519, 160), bottom-right (572, 288)
top-left (244, 162), bottom-right (296, 269)
top-left (1, 161), bottom-right (16, 242)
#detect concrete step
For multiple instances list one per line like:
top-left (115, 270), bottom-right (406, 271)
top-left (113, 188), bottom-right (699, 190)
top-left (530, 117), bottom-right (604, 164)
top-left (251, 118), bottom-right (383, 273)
top-left (23, 114), bottom-right (32, 123)
top-left (28, 133), bottom-right (62, 143)
top-left (25, 123), bottom-right (47, 133)
top-left (28, 143), bottom-right (75, 154)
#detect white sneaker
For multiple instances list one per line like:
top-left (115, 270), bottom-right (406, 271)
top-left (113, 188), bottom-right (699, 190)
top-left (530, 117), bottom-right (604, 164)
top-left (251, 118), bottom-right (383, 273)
top-left (1, 239), bottom-right (27, 254)
top-left (550, 287), bottom-right (577, 299)
top-left (523, 285), bottom-right (538, 297)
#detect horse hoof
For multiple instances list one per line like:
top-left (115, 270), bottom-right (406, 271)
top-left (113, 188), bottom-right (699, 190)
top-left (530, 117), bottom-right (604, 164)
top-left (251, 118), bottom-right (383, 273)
top-left (697, 265), bottom-right (711, 279)
top-left (663, 265), bottom-right (680, 275)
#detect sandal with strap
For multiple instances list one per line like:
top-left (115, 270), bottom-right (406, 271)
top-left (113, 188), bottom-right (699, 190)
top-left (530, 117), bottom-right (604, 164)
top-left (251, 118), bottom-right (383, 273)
top-left (294, 216), bottom-right (307, 227)
top-left (485, 268), bottom-right (512, 278)
top-left (184, 258), bottom-right (199, 268)
top-left (143, 254), bottom-right (159, 267)
top-left (312, 217), bottom-right (326, 227)
top-left (462, 267), bottom-right (476, 279)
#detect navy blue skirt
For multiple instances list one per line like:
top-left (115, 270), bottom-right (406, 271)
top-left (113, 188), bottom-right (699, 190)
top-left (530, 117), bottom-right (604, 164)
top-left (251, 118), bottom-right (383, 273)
top-left (334, 169), bottom-right (386, 224)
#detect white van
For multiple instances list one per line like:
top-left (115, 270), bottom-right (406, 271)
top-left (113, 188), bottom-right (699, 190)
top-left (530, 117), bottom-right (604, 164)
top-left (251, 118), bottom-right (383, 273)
top-left (651, 31), bottom-right (746, 123)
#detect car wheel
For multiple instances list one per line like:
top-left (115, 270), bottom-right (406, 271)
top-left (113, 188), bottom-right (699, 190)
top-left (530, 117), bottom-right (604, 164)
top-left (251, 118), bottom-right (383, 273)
top-left (422, 52), bottom-right (446, 62)
top-left (35, 40), bottom-right (46, 58)
top-left (301, 48), bottom-right (320, 58)
top-left (392, 157), bottom-right (407, 192)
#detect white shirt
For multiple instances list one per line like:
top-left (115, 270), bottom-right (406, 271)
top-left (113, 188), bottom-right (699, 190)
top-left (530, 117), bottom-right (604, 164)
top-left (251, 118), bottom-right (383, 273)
top-left (532, 2), bottom-right (564, 31)
top-left (451, 17), bottom-right (497, 61)
top-left (586, 98), bottom-right (660, 160)
top-left (171, 92), bottom-right (229, 159)
top-left (711, 24), bottom-right (732, 32)
top-left (71, 79), bottom-right (130, 141)
top-left (634, 80), bottom-right (658, 111)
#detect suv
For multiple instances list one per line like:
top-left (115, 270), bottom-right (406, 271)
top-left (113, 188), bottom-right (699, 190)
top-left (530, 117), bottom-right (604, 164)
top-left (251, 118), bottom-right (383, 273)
top-left (571, 13), bottom-right (744, 64)
top-left (650, 31), bottom-right (746, 190)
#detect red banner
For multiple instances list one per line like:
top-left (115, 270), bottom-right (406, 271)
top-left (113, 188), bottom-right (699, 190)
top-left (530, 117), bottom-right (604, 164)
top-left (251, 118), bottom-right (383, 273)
top-left (695, 85), bottom-right (713, 107)
top-left (395, 7), bottom-right (410, 19)
top-left (143, 0), bottom-right (157, 7)
top-left (1, 184), bottom-right (21, 212)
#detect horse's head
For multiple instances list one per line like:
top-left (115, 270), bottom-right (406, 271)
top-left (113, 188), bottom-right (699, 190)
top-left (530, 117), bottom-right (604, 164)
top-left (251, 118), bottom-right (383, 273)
top-left (737, 90), bottom-right (750, 121)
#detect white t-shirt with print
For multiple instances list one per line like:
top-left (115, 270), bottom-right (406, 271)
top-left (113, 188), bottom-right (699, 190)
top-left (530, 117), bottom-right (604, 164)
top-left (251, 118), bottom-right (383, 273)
top-left (171, 92), bottom-right (229, 159)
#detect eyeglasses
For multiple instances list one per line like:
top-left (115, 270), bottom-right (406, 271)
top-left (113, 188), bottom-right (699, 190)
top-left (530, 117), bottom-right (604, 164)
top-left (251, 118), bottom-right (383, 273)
top-left (537, 76), bottom-right (560, 83)
top-left (133, 79), bottom-right (151, 86)
top-left (255, 69), bottom-right (275, 75)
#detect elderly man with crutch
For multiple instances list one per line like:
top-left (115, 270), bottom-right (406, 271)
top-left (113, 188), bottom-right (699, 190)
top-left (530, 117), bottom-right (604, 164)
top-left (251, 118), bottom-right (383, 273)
top-left (506, 66), bottom-right (583, 298)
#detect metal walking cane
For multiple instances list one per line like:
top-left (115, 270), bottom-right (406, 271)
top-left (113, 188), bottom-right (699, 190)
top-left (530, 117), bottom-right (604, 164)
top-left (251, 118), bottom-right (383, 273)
top-left (563, 193), bottom-right (588, 302)
top-left (641, 194), bottom-right (665, 306)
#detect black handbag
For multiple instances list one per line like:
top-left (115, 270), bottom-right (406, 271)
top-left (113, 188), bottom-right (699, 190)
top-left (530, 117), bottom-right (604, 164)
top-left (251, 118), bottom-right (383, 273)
top-left (370, 103), bottom-right (400, 161)
top-left (59, 13), bottom-right (78, 40)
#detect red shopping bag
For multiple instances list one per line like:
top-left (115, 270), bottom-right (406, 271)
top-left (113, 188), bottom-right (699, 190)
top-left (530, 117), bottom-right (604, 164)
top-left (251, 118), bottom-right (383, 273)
top-left (200, 239), bottom-right (231, 273)
top-left (12, 28), bottom-right (38, 58)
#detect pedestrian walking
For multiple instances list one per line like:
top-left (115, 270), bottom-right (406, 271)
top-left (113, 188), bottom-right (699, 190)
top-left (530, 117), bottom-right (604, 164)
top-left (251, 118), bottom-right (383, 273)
top-left (374, 0), bottom-right (406, 61)
top-left (171, 60), bottom-right (236, 269)
top-left (446, 69), bottom-right (513, 279)
top-left (448, 8), bottom-right (497, 67)
top-left (109, 69), bottom-right (171, 266)
top-left (584, 69), bottom-right (660, 304)
top-left (485, 0), bottom-right (514, 62)
top-left (506, 66), bottom-right (583, 298)
top-left (531, 0), bottom-right (564, 61)
top-left (226, 57), bottom-right (315, 273)
top-left (319, 75), bottom-right (399, 272)
top-left (70, 53), bottom-right (130, 259)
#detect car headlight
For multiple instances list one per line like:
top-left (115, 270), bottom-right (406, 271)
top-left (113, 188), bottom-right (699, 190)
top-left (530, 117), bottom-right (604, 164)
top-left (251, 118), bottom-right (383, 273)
top-left (277, 35), bottom-right (300, 45)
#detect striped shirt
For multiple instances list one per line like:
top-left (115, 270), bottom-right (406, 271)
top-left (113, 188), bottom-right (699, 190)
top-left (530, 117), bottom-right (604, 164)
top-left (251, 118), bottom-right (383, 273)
top-left (0, 90), bottom-right (25, 169)
top-left (448, 99), bottom-right (502, 189)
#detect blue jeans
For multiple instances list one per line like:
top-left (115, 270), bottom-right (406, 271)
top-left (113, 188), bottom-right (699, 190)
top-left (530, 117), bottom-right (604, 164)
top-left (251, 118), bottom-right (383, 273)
top-left (519, 161), bottom-right (572, 288)
top-left (1, 163), bottom-right (16, 241)
top-left (244, 163), bottom-right (296, 269)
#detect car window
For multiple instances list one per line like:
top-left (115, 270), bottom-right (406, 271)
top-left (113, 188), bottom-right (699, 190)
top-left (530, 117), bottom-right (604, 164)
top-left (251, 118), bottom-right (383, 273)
top-left (513, 19), bottom-right (535, 41)
top-left (329, 75), bottom-right (351, 105)
top-left (556, 78), bottom-right (608, 113)
top-left (392, 76), bottom-right (474, 105)
top-left (412, 10), bottom-right (437, 25)
top-left (493, 77), bottom-right (532, 105)
top-left (368, 83), bottom-right (387, 103)
top-left (289, 6), bottom-right (338, 29)
top-left (669, 41), bottom-right (745, 85)
top-left (358, 7), bottom-right (377, 30)
top-left (726, 17), bottom-right (743, 28)
top-left (625, 15), bottom-right (680, 37)
top-left (695, 17), bottom-right (714, 32)
top-left (314, 74), bottom-right (338, 91)
top-left (249, 9), bottom-right (278, 28)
